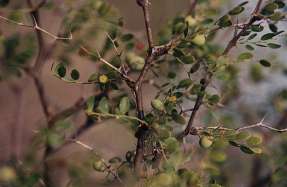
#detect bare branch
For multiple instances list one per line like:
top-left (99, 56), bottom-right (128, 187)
top-left (0, 15), bottom-right (72, 41)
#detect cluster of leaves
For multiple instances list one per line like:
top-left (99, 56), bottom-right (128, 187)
top-left (0, 0), bottom-right (287, 186)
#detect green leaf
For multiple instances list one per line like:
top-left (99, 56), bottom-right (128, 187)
top-left (240, 145), bottom-right (255, 154)
top-left (218, 15), bottom-right (232, 28)
top-left (119, 97), bottom-right (130, 114)
top-left (173, 22), bottom-right (186, 34)
top-left (251, 25), bottom-right (264, 32)
top-left (259, 59), bottom-right (271, 67)
top-left (177, 79), bottom-right (192, 89)
top-left (56, 64), bottom-right (66, 78)
top-left (208, 94), bottom-right (220, 105)
top-left (172, 113), bottom-right (186, 125)
top-left (236, 131), bottom-right (250, 140)
top-left (180, 55), bottom-right (194, 64)
top-left (173, 48), bottom-right (185, 57)
top-left (267, 43), bottom-right (281, 49)
top-left (210, 151), bottom-right (226, 163)
top-left (261, 3), bottom-right (278, 15)
top-left (97, 97), bottom-right (109, 113)
top-left (268, 23), bottom-right (278, 33)
top-left (274, 0), bottom-right (285, 9)
top-left (88, 73), bottom-right (98, 82)
top-left (189, 62), bottom-right (200, 74)
top-left (237, 52), bottom-right (253, 61)
top-left (109, 157), bottom-right (122, 164)
top-left (47, 132), bottom-right (63, 148)
top-left (86, 96), bottom-right (95, 113)
top-left (164, 137), bottom-right (180, 153)
top-left (248, 33), bottom-right (257, 40)
top-left (269, 12), bottom-right (284, 21)
top-left (246, 135), bottom-right (262, 146)
top-left (121, 33), bottom-right (134, 42)
top-left (168, 72), bottom-right (176, 79)
top-left (245, 44), bottom-right (254, 51)
top-left (261, 31), bottom-right (284, 40)
top-left (70, 69), bottom-right (80, 80)
top-left (228, 6), bottom-right (245, 15)
top-left (229, 141), bottom-right (240, 147)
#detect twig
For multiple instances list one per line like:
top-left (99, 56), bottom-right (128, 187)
top-left (179, 0), bottom-right (265, 139)
top-left (79, 45), bottom-right (134, 84)
top-left (48, 98), bottom-right (86, 126)
top-left (187, 0), bottom-right (198, 15)
top-left (0, 15), bottom-right (72, 41)
top-left (194, 116), bottom-right (287, 134)
top-left (139, 0), bottom-right (153, 48)
top-left (70, 139), bottom-right (123, 184)
top-left (87, 112), bottom-right (149, 126)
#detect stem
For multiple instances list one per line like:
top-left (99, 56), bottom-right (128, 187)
top-left (180, 0), bottom-right (265, 138)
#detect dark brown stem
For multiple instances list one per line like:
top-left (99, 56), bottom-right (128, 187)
top-left (187, 0), bottom-right (198, 15)
top-left (47, 98), bottom-right (86, 126)
top-left (141, 1), bottom-right (153, 48)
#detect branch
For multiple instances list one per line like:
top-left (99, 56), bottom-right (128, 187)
top-left (195, 119), bottom-right (287, 134)
top-left (79, 46), bottom-right (134, 85)
top-left (0, 15), bottom-right (72, 41)
top-left (47, 98), bottom-right (86, 126)
top-left (87, 112), bottom-right (149, 126)
top-left (68, 140), bottom-right (123, 184)
top-left (179, 0), bottom-right (265, 139)
top-left (138, 0), bottom-right (153, 48)
top-left (187, 0), bottom-right (198, 15)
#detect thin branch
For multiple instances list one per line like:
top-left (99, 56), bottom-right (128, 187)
top-left (194, 117), bottom-right (287, 134)
top-left (79, 46), bottom-right (134, 84)
top-left (139, 0), bottom-right (153, 48)
top-left (69, 139), bottom-right (123, 184)
top-left (105, 32), bottom-right (121, 56)
top-left (0, 15), bottom-right (72, 41)
top-left (187, 0), bottom-right (198, 15)
top-left (48, 98), bottom-right (86, 126)
top-left (236, 122), bottom-right (287, 133)
top-left (179, 0), bottom-right (265, 139)
top-left (87, 112), bottom-right (149, 126)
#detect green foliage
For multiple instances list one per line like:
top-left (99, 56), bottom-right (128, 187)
top-left (1, 0), bottom-right (286, 186)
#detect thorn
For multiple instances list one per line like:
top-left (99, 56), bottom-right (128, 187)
top-left (32, 15), bottom-right (38, 27)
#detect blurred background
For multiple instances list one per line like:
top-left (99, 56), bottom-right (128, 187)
top-left (0, 0), bottom-right (287, 186)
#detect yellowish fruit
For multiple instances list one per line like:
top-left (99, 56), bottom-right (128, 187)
top-left (126, 52), bottom-right (145, 70)
top-left (185, 16), bottom-right (197, 27)
top-left (151, 99), bottom-right (165, 111)
top-left (0, 166), bottom-right (17, 182)
top-left (154, 173), bottom-right (173, 186)
top-left (93, 160), bottom-right (106, 172)
top-left (199, 136), bottom-right (213, 148)
top-left (191, 34), bottom-right (206, 46)
top-left (99, 74), bottom-right (108, 84)
top-left (168, 96), bottom-right (177, 103)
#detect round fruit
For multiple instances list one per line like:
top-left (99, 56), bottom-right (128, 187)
top-left (151, 99), bottom-right (164, 111)
top-left (185, 16), bottom-right (197, 27)
top-left (199, 136), bottom-right (213, 148)
top-left (0, 166), bottom-right (16, 182)
top-left (93, 160), bottom-right (106, 172)
top-left (191, 34), bottom-right (206, 46)
top-left (126, 52), bottom-right (145, 70)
